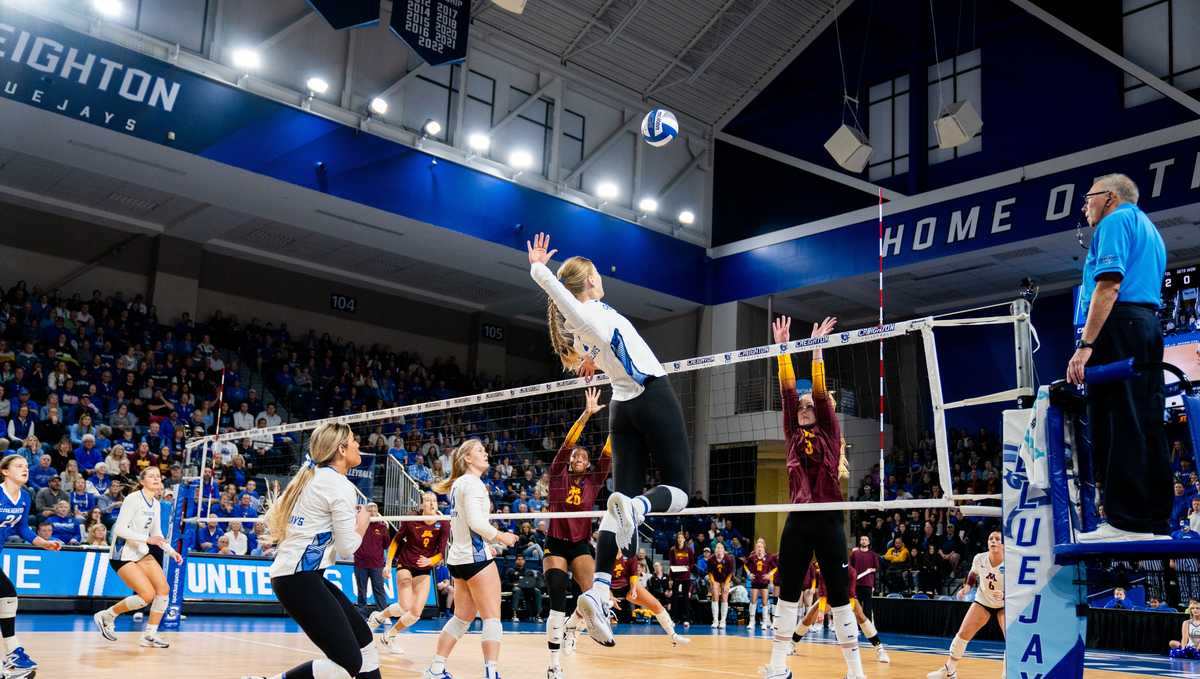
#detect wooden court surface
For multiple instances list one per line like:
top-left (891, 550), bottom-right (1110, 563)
top-left (27, 628), bottom-right (1147, 678)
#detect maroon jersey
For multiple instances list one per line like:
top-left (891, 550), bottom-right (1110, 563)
top-left (744, 552), bottom-right (776, 588)
top-left (610, 553), bottom-right (638, 589)
top-left (667, 544), bottom-right (695, 582)
top-left (803, 562), bottom-right (826, 598)
top-left (848, 548), bottom-right (880, 588)
top-left (547, 425), bottom-right (612, 542)
top-left (709, 553), bottom-right (735, 582)
top-left (847, 564), bottom-right (858, 595)
top-left (388, 520), bottom-right (449, 569)
top-left (778, 356), bottom-right (843, 504)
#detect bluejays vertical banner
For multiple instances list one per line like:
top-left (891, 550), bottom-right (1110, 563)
top-left (1003, 395), bottom-right (1086, 679)
top-left (348, 452), bottom-right (376, 499)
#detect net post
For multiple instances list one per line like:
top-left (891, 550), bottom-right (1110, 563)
top-left (919, 323), bottom-right (955, 500)
top-left (1012, 298), bottom-right (1034, 402)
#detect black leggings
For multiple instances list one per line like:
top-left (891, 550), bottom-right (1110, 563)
top-left (609, 376), bottom-right (692, 495)
top-left (0, 571), bottom-right (15, 640)
top-left (272, 571), bottom-right (376, 678)
top-left (670, 579), bottom-right (690, 623)
top-left (777, 511), bottom-right (850, 606)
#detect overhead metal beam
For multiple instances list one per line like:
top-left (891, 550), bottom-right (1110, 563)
top-left (716, 131), bottom-right (906, 200)
top-left (656, 149), bottom-right (708, 200)
top-left (603, 0), bottom-right (649, 45)
top-left (559, 0), bottom-right (616, 61)
top-left (453, 54), bottom-right (471, 147)
top-left (1008, 0), bottom-right (1200, 117)
top-left (687, 0), bottom-right (772, 84)
top-left (340, 30), bottom-right (357, 109)
top-left (376, 62), bottom-right (428, 101)
top-left (540, 0), bottom-right (695, 73)
top-left (256, 10), bottom-right (317, 53)
top-left (644, 0), bottom-right (736, 96)
top-left (490, 77), bottom-right (559, 133)
top-left (715, 0), bottom-right (850, 130)
top-left (563, 112), bottom-right (637, 184)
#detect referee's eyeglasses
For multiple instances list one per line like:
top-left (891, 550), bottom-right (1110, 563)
top-left (1075, 190), bottom-right (1114, 250)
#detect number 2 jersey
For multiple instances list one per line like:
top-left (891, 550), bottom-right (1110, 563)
top-left (0, 487), bottom-right (36, 548)
top-left (111, 489), bottom-right (162, 562)
top-left (970, 552), bottom-right (1004, 608)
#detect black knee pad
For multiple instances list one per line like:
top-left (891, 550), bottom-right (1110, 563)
top-left (545, 568), bottom-right (570, 611)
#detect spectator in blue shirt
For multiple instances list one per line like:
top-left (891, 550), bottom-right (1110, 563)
top-left (46, 501), bottom-right (82, 544)
top-left (6, 404), bottom-right (34, 442)
top-left (14, 435), bottom-right (39, 468)
top-left (74, 434), bottom-right (103, 473)
top-left (1103, 587), bottom-right (1135, 610)
top-left (1069, 173), bottom-right (1170, 541)
top-left (68, 477), bottom-right (96, 516)
top-left (29, 454), bottom-right (58, 489)
top-left (233, 493), bottom-right (259, 519)
top-left (195, 516), bottom-right (224, 552)
top-left (69, 413), bottom-right (96, 447)
top-left (407, 453), bottom-right (432, 488)
top-left (87, 463), bottom-right (113, 495)
top-left (1171, 520), bottom-right (1200, 541)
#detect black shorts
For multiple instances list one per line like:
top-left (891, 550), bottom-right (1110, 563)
top-left (544, 536), bottom-right (592, 563)
top-left (109, 559), bottom-right (132, 573)
top-left (777, 510), bottom-right (849, 605)
top-left (611, 585), bottom-right (630, 600)
top-left (609, 376), bottom-right (692, 494)
top-left (149, 545), bottom-right (164, 564)
top-left (972, 601), bottom-right (1003, 618)
top-left (448, 560), bottom-right (495, 581)
top-left (395, 564), bottom-right (433, 578)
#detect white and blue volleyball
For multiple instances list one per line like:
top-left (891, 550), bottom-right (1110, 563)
top-left (640, 108), bottom-right (678, 147)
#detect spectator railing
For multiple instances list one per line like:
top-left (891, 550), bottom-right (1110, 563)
top-left (384, 454), bottom-right (423, 517)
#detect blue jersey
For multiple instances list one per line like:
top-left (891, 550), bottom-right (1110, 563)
top-left (0, 488), bottom-right (37, 549)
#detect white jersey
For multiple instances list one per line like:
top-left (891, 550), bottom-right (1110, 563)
top-left (110, 489), bottom-right (161, 562)
top-left (531, 262), bottom-right (666, 402)
top-left (1189, 620), bottom-right (1200, 646)
top-left (971, 551), bottom-right (1004, 608)
top-left (446, 474), bottom-right (497, 566)
top-left (270, 467), bottom-right (363, 578)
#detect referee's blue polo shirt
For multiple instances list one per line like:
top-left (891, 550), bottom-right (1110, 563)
top-left (1081, 202), bottom-right (1166, 308)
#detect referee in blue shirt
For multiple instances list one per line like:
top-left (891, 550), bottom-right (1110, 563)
top-left (1066, 173), bottom-right (1169, 541)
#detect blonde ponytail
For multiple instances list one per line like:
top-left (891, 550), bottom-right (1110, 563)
top-left (432, 438), bottom-right (483, 494)
top-left (264, 422), bottom-right (353, 545)
top-left (546, 256), bottom-right (595, 372)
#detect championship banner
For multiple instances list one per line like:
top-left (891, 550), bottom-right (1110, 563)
top-left (1003, 392), bottom-right (1087, 679)
top-left (389, 0), bottom-right (470, 66)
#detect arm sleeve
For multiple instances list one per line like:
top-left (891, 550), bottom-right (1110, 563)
top-left (1092, 213), bottom-right (1132, 280)
top-left (329, 480), bottom-right (364, 557)
top-left (529, 262), bottom-right (610, 350)
top-left (590, 436), bottom-right (613, 486)
top-left (464, 480), bottom-right (500, 542)
top-left (551, 414), bottom-right (589, 477)
top-left (777, 355), bottom-right (798, 440)
top-left (386, 530), bottom-right (403, 566)
top-left (812, 359), bottom-right (838, 429)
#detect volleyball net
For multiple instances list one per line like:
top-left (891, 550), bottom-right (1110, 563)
top-left (180, 298), bottom-right (1033, 527)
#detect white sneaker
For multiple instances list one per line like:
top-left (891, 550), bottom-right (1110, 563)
top-left (671, 633), bottom-right (690, 647)
top-left (139, 634), bottom-right (170, 648)
top-left (574, 590), bottom-right (615, 647)
top-left (385, 635), bottom-right (405, 655)
top-left (683, 621), bottom-right (690, 628)
top-left (758, 665), bottom-right (792, 679)
top-left (133, 612), bottom-right (143, 622)
top-left (876, 646), bottom-right (891, 663)
top-left (1076, 523), bottom-right (1170, 542)
top-left (93, 610), bottom-right (117, 642)
top-left (927, 665), bottom-right (956, 679)
top-left (606, 493), bottom-right (637, 549)
top-left (367, 610), bottom-right (390, 630)
top-left (424, 668), bottom-right (453, 679)
top-left (547, 667), bottom-right (564, 679)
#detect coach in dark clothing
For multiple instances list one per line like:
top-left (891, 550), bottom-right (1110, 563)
top-left (1067, 173), bottom-right (1169, 540)
top-left (848, 535), bottom-right (880, 620)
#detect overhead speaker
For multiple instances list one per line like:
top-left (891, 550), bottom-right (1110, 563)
top-left (492, 0), bottom-right (527, 13)
top-left (306, 0), bottom-right (381, 30)
top-left (934, 100), bottom-right (983, 149)
top-left (824, 124), bottom-right (873, 173)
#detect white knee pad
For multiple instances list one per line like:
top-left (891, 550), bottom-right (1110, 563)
top-left (831, 604), bottom-right (858, 645)
top-left (480, 618), bottom-right (502, 642)
top-left (399, 612), bottom-right (419, 628)
top-left (151, 595), bottom-right (168, 614)
top-left (598, 512), bottom-right (618, 533)
top-left (311, 658), bottom-right (353, 679)
top-left (0, 597), bottom-right (17, 619)
top-left (121, 594), bottom-right (149, 611)
top-left (664, 486), bottom-right (688, 513)
top-left (950, 635), bottom-right (968, 659)
top-left (360, 642), bottom-right (380, 673)
top-left (443, 615), bottom-right (471, 639)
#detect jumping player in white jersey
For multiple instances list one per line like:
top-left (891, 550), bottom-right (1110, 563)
top-left (93, 466), bottom-right (182, 648)
top-left (243, 423), bottom-right (379, 679)
top-left (928, 531), bottom-right (1005, 679)
top-left (0, 455), bottom-right (62, 678)
top-left (422, 439), bottom-right (518, 679)
top-left (527, 232), bottom-right (691, 647)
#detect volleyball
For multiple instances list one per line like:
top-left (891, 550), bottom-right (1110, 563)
top-left (641, 108), bottom-right (678, 147)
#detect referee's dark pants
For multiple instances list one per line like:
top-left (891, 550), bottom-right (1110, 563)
top-left (855, 584), bottom-right (874, 620)
top-left (1087, 302), bottom-right (1172, 535)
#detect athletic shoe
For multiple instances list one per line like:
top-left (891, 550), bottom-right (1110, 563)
top-left (93, 611), bottom-right (117, 642)
top-left (139, 634), bottom-right (170, 648)
top-left (670, 633), bottom-right (690, 647)
top-left (758, 665), bottom-right (792, 679)
top-left (385, 636), bottom-right (405, 655)
top-left (927, 665), bottom-right (956, 679)
top-left (423, 668), bottom-right (454, 679)
top-left (547, 667), bottom-right (564, 679)
top-left (683, 621), bottom-right (690, 628)
top-left (574, 590), bottom-right (615, 647)
top-left (367, 610), bottom-right (390, 630)
top-left (3, 647), bottom-right (37, 672)
top-left (876, 646), bottom-right (890, 663)
top-left (606, 492), bottom-right (637, 549)
top-left (1076, 523), bottom-right (1169, 542)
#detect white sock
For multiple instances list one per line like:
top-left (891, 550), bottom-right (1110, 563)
top-left (832, 604), bottom-right (864, 678)
top-left (548, 610), bottom-right (566, 668)
top-left (749, 609), bottom-right (757, 628)
top-left (710, 601), bottom-right (719, 625)
top-left (484, 661), bottom-right (499, 678)
top-left (2, 635), bottom-right (19, 654)
top-left (946, 635), bottom-right (967, 671)
top-left (430, 655), bottom-right (447, 673)
top-left (654, 610), bottom-right (675, 636)
top-left (103, 605), bottom-right (120, 618)
top-left (719, 601), bottom-right (727, 625)
top-left (592, 578), bottom-right (611, 601)
top-left (770, 600), bottom-right (799, 670)
top-left (144, 623), bottom-right (158, 636)
top-left (633, 495), bottom-right (650, 524)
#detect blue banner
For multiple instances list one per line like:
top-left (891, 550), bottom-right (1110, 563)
top-left (390, 0), bottom-right (470, 66)
top-left (0, 546), bottom-right (398, 605)
top-left (348, 452), bottom-right (376, 499)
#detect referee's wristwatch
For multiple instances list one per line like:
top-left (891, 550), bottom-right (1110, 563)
top-left (1075, 339), bottom-right (1094, 350)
